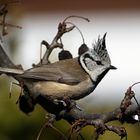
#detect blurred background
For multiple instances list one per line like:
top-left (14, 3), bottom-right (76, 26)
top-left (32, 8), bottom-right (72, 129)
top-left (0, 0), bottom-right (140, 139)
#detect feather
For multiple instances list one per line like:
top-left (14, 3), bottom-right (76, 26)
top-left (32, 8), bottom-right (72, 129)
top-left (18, 58), bottom-right (89, 85)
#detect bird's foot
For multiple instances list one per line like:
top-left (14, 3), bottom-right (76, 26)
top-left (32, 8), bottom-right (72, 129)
top-left (53, 96), bottom-right (82, 111)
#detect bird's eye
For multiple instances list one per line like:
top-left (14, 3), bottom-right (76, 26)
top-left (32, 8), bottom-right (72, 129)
top-left (96, 61), bottom-right (102, 65)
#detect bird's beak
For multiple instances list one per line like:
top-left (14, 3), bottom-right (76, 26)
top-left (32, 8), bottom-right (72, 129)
top-left (109, 65), bottom-right (117, 70)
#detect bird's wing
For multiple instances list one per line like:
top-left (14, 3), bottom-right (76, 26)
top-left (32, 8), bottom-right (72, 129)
top-left (18, 58), bottom-right (87, 85)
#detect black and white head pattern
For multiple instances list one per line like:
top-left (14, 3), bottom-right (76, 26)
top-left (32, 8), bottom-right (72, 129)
top-left (79, 33), bottom-right (112, 82)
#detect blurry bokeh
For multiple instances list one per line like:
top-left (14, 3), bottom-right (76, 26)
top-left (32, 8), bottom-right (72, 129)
top-left (0, 0), bottom-right (140, 139)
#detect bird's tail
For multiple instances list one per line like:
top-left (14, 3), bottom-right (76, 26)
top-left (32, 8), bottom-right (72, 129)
top-left (0, 44), bottom-right (24, 75)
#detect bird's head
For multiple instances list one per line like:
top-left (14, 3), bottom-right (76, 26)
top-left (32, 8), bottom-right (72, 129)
top-left (79, 33), bottom-right (116, 83)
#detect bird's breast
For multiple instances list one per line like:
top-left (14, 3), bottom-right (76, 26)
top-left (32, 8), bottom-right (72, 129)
top-left (31, 78), bottom-right (95, 100)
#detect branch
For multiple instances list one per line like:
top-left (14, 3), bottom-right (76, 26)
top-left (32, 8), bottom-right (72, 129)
top-left (0, 2), bottom-right (21, 37)
top-left (59, 85), bottom-right (139, 139)
top-left (39, 15), bottom-right (90, 65)
top-left (39, 22), bottom-right (75, 65)
top-left (36, 85), bottom-right (140, 140)
top-left (0, 10), bottom-right (139, 139)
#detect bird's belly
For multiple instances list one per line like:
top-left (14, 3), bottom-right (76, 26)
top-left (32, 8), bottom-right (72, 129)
top-left (32, 79), bottom-right (95, 100)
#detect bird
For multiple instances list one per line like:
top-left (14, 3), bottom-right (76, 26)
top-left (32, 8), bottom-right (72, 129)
top-left (0, 33), bottom-right (116, 114)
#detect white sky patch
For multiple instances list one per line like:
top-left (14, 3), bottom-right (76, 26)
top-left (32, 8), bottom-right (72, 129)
top-left (14, 11), bottom-right (140, 104)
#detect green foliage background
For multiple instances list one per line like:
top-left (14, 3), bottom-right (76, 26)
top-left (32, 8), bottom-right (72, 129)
top-left (0, 76), bottom-right (140, 140)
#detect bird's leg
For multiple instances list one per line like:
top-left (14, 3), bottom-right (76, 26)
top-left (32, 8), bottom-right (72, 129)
top-left (53, 96), bottom-right (82, 112)
top-left (62, 96), bottom-right (82, 111)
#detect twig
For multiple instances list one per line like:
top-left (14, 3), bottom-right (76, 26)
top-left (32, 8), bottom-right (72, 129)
top-left (130, 82), bottom-right (140, 107)
top-left (0, 1), bottom-right (21, 37)
top-left (37, 114), bottom-right (67, 140)
top-left (41, 22), bottom-right (75, 64)
top-left (54, 88), bottom-right (140, 139)
top-left (0, 21), bottom-right (22, 29)
top-left (66, 22), bottom-right (85, 44)
top-left (40, 15), bottom-right (90, 65)
top-left (36, 120), bottom-right (48, 140)
top-left (63, 15), bottom-right (90, 23)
